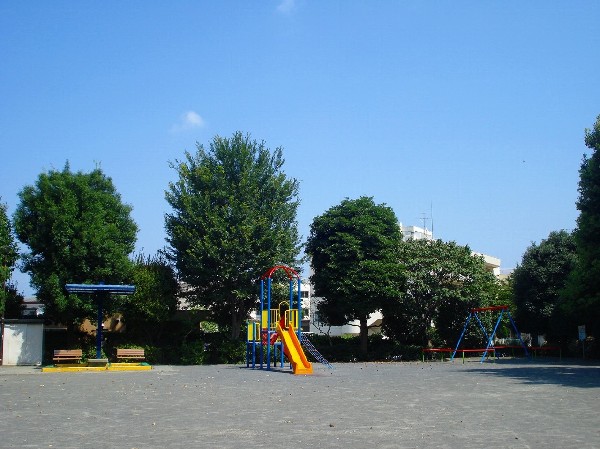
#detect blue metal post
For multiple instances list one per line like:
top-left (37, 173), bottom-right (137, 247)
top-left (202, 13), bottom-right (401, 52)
top-left (96, 294), bottom-right (103, 359)
top-left (297, 278), bottom-right (302, 339)
top-left (266, 277), bottom-right (272, 370)
top-left (480, 310), bottom-right (504, 363)
top-left (289, 279), bottom-right (294, 326)
top-left (473, 312), bottom-right (491, 343)
top-left (451, 312), bottom-right (472, 360)
top-left (259, 280), bottom-right (264, 369)
top-left (507, 311), bottom-right (530, 358)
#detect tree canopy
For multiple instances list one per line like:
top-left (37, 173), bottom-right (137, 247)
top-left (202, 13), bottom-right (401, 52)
top-left (305, 196), bottom-right (404, 358)
top-left (512, 230), bottom-right (577, 337)
top-left (561, 114), bottom-right (600, 339)
top-left (120, 252), bottom-right (180, 343)
top-left (0, 199), bottom-right (19, 315)
top-left (13, 164), bottom-right (138, 324)
top-left (382, 238), bottom-right (497, 346)
top-left (165, 132), bottom-right (301, 339)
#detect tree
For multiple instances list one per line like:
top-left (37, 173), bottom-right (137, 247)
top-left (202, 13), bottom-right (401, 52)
top-left (13, 164), bottom-right (138, 324)
top-left (2, 283), bottom-right (25, 319)
top-left (119, 252), bottom-right (180, 343)
top-left (512, 230), bottom-right (577, 337)
top-left (0, 199), bottom-right (19, 315)
top-left (382, 239), bottom-right (497, 347)
top-left (305, 196), bottom-right (404, 358)
top-left (165, 132), bottom-right (301, 340)
top-left (564, 115), bottom-right (600, 339)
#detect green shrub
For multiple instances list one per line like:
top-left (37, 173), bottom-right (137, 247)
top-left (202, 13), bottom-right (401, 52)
top-left (82, 342), bottom-right (107, 361)
top-left (303, 333), bottom-right (422, 362)
top-left (180, 341), bottom-right (206, 365)
top-left (203, 334), bottom-right (246, 364)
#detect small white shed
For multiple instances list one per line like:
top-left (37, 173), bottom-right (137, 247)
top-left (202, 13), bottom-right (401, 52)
top-left (1, 319), bottom-right (44, 365)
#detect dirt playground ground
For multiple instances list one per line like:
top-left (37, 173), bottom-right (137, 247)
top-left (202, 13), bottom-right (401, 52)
top-left (1, 358), bottom-right (599, 448)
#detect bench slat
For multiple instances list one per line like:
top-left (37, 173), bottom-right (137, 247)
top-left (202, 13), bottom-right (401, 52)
top-left (116, 348), bottom-right (145, 360)
top-left (53, 349), bottom-right (83, 362)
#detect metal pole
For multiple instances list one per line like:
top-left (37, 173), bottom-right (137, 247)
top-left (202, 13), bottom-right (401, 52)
top-left (481, 310), bottom-right (503, 363)
top-left (507, 311), bottom-right (529, 358)
top-left (266, 277), bottom-right (271, 370)
top-left (260, 280), bottom-right (264, 369)
top-left (451, 312), bottom-right (472, 360)
top-left (297, 278), bottom-right (302, 339)
top-left (289, 279), bottom-right (294, 327)
top-left (96, 294), bottom-right (103, 359)
top-left (473, 312), bottom-right (491, 344)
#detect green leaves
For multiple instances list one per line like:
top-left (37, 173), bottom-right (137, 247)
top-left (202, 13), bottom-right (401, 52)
top-left (383, 238), bottom-right (497, 346)
top-left (165, 132), bottom-right (301, 338)
top-left (13, 164), bottom-right (137, 323)
top-left (563, 114), bottom-right (600, 338)
top-left (0, 199), bottom-right (19, 314)
top-left (306, 196), bottom-right (404, 356)
top-left (512, 230), bottom-right (577, 336)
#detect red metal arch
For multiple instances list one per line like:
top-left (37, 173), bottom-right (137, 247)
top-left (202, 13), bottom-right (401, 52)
top-left (471, 305), bottom-right (509, 313)
top-left (260, 264), bottom-right (300, 280)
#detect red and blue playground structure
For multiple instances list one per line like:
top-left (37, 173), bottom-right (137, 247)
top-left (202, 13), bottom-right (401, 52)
top-left (452, 305), bottom-right (529, 362)
top-left (246, 265), bottom-right (333, 375)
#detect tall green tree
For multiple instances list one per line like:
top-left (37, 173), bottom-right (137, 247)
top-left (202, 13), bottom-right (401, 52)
top-left (120, 252), bottom-right (180, 343)
top-left (305, 196), bottom-right (404, 358)
top-left (512, 230), bottom-right (577, 337)
top-left (382, 239), bottom-right (497, 346)
top-left (165, 132), bottom-right (301, 340)
top-left (0, 199), bottom-right (19, 315)
top-left (564, 114), bottom-right (600, 339)
top-left (13, 164), bottom-right (138, 324)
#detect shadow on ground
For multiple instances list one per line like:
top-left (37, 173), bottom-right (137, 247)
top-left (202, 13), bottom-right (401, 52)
top-left (466, 359), bottom-right (600, 388)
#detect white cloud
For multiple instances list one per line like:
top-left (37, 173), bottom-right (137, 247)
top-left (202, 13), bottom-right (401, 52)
top-left (277, 0), bottom-right (295, 14)
top-left (170, 110), bottom-right (205, 133)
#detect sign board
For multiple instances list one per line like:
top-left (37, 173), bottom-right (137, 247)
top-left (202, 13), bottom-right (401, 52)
top-left (578, 325), bottom-right (586, 341)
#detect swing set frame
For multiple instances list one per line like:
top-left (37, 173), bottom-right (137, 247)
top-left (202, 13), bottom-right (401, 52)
top-left (451, 305), bottom-right (529, 363)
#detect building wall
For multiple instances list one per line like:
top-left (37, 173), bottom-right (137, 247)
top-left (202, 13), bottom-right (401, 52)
top-left (1, 320), bottom-right (44, 366)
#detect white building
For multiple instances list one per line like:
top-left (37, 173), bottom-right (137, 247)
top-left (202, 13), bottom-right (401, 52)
top-left (399, 223), bottom-right (433, 241)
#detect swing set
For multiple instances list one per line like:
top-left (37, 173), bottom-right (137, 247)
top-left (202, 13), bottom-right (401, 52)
top-left (451, 305), bottom-right (529, 363)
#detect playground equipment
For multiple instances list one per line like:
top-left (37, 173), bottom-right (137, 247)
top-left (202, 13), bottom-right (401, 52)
top-left (246, 265), bottom-right (332, 375)
top-left (451, 305), bottom-right (529, 363)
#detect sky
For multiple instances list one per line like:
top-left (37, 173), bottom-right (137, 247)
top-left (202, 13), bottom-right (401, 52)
top-left (1, 2), bottom-right (599, 296)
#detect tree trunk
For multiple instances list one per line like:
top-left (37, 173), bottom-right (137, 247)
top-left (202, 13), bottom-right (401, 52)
top-left (230, 308), bottom-right (242, 340)
top-left (359, 317), bottom-right (369, 360)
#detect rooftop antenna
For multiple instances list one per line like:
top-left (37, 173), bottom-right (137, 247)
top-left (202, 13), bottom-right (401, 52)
top-left (420, 213), bottom-right (430, 237)
top-left (420, 213), bottom-right (428, 230)
top-left (430, 202), bottom-right (434, 239)
top-left (419, 203), bottom-right (434, 240)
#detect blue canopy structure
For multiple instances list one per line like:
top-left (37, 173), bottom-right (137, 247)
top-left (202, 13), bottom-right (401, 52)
top-left (65, 284), bottom-right (136, 294)
top-left (65, 283), bottom-right (136, 358)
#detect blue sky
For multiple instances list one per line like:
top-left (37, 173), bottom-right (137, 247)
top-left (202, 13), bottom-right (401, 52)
top-left (2, 2), bottom-right (599, 295)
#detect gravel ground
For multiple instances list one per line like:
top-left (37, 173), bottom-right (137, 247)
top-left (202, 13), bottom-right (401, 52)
top-left (1, 359), bottom-right (599, 448)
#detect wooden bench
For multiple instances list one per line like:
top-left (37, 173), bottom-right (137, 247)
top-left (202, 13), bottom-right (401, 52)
top-left (53, 349), bottom-right (83, 363)
top-left (116, 348), bottom-right (145, 361)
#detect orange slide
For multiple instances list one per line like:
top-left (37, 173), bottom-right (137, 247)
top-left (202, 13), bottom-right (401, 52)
top-left (276, 321), bottom-right (313, 375)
